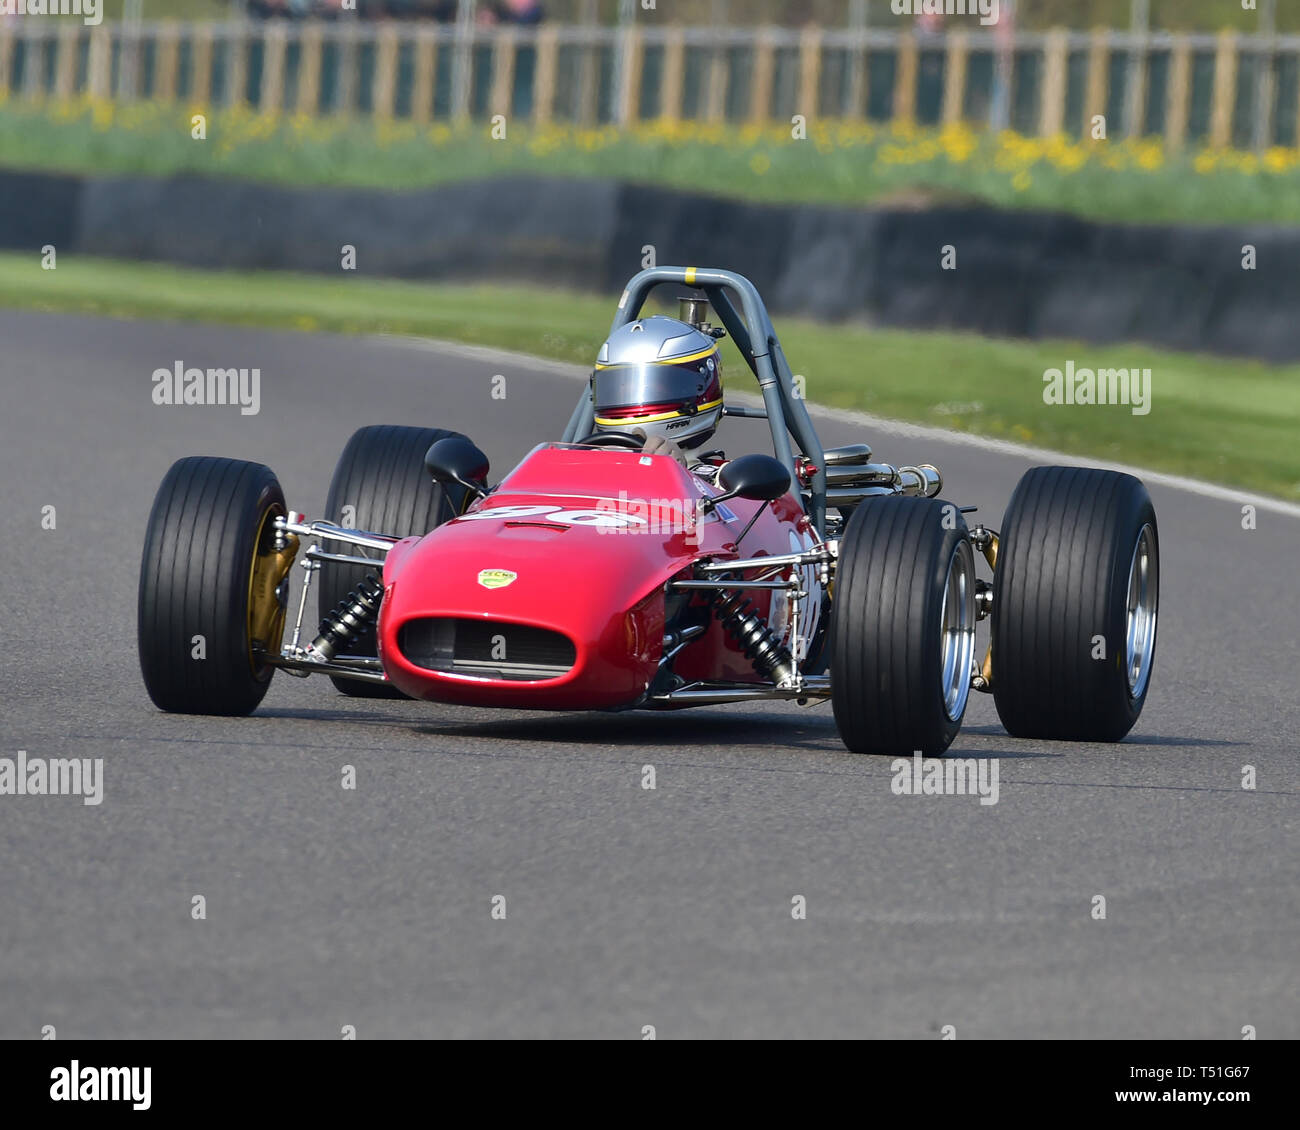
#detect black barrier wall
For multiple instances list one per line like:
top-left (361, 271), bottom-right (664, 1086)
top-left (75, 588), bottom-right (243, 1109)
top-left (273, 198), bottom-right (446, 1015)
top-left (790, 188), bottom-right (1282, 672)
top-left (3, 169), bottom-right (1296, 361)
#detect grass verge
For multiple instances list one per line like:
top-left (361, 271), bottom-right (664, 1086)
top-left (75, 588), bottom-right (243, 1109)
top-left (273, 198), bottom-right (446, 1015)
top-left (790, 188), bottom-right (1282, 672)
top-left (5, 101), bottom-right (1300, 227)
top-left (2, 251), bottom-right (1296, 499)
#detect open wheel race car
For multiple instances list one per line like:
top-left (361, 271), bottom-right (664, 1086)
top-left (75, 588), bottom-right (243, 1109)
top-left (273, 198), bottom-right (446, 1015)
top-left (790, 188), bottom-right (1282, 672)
top-left (138, 267), bottom-right (1159, 754)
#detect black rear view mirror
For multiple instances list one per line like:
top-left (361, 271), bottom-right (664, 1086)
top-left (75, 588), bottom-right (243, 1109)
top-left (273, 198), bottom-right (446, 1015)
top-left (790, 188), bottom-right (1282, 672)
top-left (425, 436), bottom-right (490, 499)
top-left (715, 453), bottom-right (791, 504)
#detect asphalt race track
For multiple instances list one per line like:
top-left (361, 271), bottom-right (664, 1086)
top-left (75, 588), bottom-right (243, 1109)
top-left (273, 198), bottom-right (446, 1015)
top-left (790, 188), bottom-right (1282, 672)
top-left (1, 309), bottom-right (1296, 1039)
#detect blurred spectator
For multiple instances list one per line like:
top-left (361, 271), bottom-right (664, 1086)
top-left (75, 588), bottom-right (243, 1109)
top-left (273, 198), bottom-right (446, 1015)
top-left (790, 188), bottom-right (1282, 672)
top-left (369, 0), bottom-right (459, 19)
top-left (479, 0), bottom-right (545, 25)
top-left (917, 10), bottom-right (944, 35)
top-left (246, 0), bottom-right (463, 19)
top-left (247, 0), bottom-right (357, 17)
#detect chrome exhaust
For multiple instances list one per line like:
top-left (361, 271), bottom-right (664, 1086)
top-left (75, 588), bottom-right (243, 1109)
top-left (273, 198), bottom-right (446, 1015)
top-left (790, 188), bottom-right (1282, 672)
top-left (820, 462), bottom-right (942, 495)
top-left (826, 485), bottom-right (899, 508)
top-left (898, 463), bottom-right (943, 497)
top-left (825, 462), bottom-right (904, 488)
top-left (821, 443), bottom-right (873, 466)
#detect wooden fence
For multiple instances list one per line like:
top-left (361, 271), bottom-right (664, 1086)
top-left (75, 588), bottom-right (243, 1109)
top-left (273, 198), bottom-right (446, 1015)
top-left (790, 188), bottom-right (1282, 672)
top-left (2, 20), bottom-right (1299, 148)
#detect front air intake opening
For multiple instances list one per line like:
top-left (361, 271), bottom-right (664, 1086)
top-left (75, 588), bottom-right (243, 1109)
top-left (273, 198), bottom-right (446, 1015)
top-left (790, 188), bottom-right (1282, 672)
top-left (397, 618), bottom-right (576, 682)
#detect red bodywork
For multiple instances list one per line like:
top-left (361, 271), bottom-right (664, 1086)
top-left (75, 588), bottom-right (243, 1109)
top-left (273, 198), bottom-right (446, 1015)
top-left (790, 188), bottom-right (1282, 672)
top-left (377, 444), bottom-right (816, 710)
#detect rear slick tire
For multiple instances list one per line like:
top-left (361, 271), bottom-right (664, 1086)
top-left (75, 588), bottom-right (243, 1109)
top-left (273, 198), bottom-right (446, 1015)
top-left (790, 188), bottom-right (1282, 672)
top-left (991, 466), bottom-right (1158, 742)
top-left (831, 496), bottom-right (977, 756)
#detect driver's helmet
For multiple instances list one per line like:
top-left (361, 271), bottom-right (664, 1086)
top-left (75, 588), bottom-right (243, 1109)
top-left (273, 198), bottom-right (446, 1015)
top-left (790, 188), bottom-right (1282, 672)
top-left (591, 316), bottom-right (723, 449)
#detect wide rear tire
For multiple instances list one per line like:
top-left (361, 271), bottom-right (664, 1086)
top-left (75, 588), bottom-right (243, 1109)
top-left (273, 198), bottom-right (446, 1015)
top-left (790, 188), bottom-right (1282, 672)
top-left (138, 456), bottom-right (287, 716)
top-left (319, 425), bottom-right (472, 696)
top-left (831, 496), bottom-right (977, 756)
top-left (991, 466), bottom-right (1158, 742)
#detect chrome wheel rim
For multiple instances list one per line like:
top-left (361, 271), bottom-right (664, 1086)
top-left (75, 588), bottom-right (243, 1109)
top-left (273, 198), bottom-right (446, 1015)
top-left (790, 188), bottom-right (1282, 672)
top-left (1125, 524), bottom-right (1158, 699)
top-left (940, 541), bottom-right (978, 721)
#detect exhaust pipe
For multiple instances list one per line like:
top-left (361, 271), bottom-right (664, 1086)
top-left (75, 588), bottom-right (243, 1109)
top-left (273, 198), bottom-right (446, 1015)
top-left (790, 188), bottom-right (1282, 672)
top-left (820, 461), bottom-right (942, 495)
top-left (826, 485), bottom-right (899, 508)
top-left (825, 463), bottom-right (902, 488)
top-left (824, 464), bottom-right (943, 508)
top-left (821, 443), bottom-right (873, 466)
top-left (898, 464), bottom-right (943, 497)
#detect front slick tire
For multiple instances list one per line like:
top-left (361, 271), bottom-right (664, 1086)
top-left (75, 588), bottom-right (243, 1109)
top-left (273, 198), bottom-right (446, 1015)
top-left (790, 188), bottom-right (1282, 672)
top-left (831, 496), bottom-right (977, 756)
top-left (138, 456), bottom-right (287, 716)
top-left (991, 466), bottom-right (1158, 742)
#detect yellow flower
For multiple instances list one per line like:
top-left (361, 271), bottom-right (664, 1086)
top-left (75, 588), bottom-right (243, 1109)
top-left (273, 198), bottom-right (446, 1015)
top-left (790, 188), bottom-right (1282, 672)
top-left (750, 152), bottom-right (771, 175)
top-left (940, 122), bottom-right (977, 164)
top-left (1052, 144), bottom-right (1089, 173)
top-left (1135, 139), bottom-right (1164, 171)
top-left (1263, 147), bottom-right (1295, 174)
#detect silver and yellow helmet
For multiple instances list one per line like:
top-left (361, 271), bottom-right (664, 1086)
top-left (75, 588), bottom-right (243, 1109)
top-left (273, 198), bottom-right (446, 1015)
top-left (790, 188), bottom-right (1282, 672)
top-left (591, 316), bottom-right (724, 449)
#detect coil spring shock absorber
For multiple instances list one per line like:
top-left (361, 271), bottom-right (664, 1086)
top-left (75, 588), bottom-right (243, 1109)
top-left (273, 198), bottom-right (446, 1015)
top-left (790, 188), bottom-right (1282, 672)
top-left (712, 586), bottom-right (796, 687)
top-left (309, 574), bottom-right (384, 661)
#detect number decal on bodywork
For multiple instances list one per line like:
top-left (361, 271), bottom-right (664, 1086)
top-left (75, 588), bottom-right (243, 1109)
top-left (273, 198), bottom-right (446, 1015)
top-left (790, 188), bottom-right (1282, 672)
top-left (458, 504), bottom-right (648, 530)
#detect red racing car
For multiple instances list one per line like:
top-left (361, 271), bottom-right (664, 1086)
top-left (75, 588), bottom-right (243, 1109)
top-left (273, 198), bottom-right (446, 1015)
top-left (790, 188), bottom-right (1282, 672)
top-left (138, 267), bottom-right (1159, 754)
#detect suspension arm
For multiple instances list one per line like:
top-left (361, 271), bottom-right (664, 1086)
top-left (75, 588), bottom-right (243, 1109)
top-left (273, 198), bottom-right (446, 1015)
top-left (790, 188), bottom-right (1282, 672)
top-left (696, 542), bottom-right (838, 575)
top-left (275, 513), bottom-right (399, 554)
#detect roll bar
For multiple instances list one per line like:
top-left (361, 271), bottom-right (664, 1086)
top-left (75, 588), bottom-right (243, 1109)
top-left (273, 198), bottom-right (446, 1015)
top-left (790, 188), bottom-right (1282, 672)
top-left (561, 266), bottom-right (828, 536)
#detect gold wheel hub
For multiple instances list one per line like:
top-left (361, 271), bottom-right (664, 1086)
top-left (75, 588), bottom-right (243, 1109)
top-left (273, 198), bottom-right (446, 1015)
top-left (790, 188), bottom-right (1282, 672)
top-left (247, 506), bottom-right (298, 674)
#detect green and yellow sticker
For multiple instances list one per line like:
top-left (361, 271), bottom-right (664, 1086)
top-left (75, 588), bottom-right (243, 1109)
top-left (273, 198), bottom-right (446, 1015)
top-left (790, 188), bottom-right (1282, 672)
top-left (477, 569), bottom-right (518, 590)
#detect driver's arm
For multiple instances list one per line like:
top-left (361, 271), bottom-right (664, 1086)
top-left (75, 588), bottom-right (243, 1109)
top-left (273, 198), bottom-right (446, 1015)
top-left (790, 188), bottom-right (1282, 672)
top-left (634, 429), bottom-right (688, 468)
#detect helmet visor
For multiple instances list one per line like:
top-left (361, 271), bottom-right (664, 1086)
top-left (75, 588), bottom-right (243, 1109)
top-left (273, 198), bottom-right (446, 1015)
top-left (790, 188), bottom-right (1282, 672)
top-left (592, 360), bottom-right (714, 418)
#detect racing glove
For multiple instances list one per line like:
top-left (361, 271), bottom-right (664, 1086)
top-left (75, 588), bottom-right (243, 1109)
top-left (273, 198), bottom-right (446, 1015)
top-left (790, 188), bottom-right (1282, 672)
top-left (634, 430), bottom-right (689, 468)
